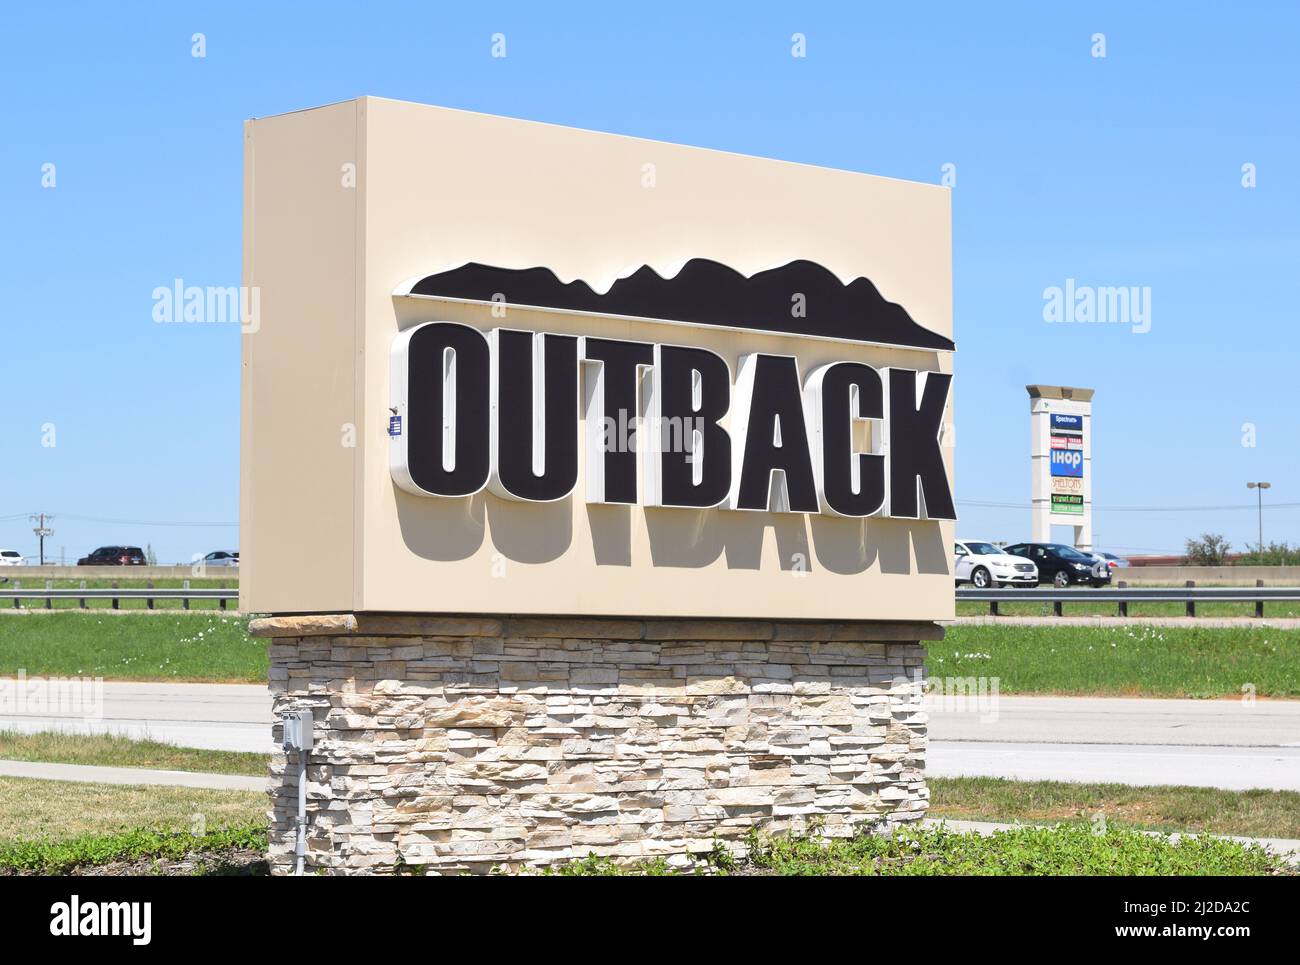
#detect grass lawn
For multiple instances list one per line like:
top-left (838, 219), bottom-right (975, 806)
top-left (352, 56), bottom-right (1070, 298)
top-left (0, 776), bottom-right (266, 874)
top-left (0, 612), bottom-right (266, 682)
top-left (0, 776), bottom-right (264, 844)
top-left (0, 763), bottom-right (1292, 874)
top-left (932, 624), bottom-right (1300, 697)
top-left (0, 822), bottom-right (267, 875)
top-left (0, 730), bottom-right (268, 776)
top-left (930, 776), bottom-right (1300, 839)
top-left (1, 613), bottom-right (1297, 696)
top-left (0, 777), bottom-right (1284, 876)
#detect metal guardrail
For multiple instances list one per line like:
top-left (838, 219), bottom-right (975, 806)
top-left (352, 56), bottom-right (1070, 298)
top-left (4, 582), bottom-right (1297, 617)
top-left (0, 565), bottom-right (218, 580)
top-left (956, 581), bottom-right (1300, 617)
top-left (0, 585), bottom-right (237, 611)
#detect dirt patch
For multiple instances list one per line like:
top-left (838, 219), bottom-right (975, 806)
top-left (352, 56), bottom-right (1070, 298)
top-left (1, 846), bottom-right (269, 877)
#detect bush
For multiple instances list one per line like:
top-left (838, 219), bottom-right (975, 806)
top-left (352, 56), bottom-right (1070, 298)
top-left (1237, 542), bottom-right (1300, 566)
top-left (742, 822), bottom-right (1282, 876)
top-left (547, 823), bottom-right (1286, 876)
top-left (1185, 533), bottom-right (1231, 565)
top-left (0, 822), bottom-right (265, 874)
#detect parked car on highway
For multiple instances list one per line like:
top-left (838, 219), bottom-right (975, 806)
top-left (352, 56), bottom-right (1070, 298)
top-left (1003, 542), bottom-right (1112, 587)
top-left (953, 540), bottom-right (1038, 588)
top-left (0, 550), bottom-right (26, 566)
top-left (199, 550), bottom-right (239, 568)
top-left (76, 545), bottom-right (146, 566)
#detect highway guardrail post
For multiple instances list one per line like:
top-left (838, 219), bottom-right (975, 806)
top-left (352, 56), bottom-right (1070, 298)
top-left (1256, 579), bottom-right (1265, 618)
top-left (1185, 580), bottom-right (1195, 617)
top-left (1117, 581), bottom-right (1127, 617)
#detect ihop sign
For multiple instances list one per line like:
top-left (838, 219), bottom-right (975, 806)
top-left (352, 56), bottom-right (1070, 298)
top-left (1049, 447), bottom-right (1084, 478)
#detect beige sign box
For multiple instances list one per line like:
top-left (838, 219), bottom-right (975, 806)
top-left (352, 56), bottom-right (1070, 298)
top-left (240, 97), bottom-right (954, 620)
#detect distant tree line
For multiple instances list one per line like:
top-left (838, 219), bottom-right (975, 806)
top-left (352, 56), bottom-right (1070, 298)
top-left (1184, 534), bottom-right (1300, 566)
top-left (1235, 541), bottom-right (1300, 566)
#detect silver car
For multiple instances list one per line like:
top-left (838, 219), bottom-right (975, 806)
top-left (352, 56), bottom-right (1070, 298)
top-left (953, 540), bottom-right (1038, 588)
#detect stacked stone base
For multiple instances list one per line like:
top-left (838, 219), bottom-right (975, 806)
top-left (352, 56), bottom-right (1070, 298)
top-left (252, 613), bottom-right (938, 874)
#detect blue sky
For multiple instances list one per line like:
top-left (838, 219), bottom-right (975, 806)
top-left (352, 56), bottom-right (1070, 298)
top-left (2, 1), bottom-right (1297, 562)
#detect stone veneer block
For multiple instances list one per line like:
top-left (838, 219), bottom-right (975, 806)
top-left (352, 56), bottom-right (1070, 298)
top-left (255, 613), bottom-right (935, 874)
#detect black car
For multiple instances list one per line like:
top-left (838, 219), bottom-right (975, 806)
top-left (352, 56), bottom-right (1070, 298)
top-left (77, 545), bottom-right (146, 566)
top-left (1002, 542), bottom-right (1111, 588)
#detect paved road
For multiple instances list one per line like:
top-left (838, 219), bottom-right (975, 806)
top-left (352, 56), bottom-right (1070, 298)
top-left (0, 682), bottom-right (273, 753)
top-left (925, 694), bottom-right (1300, 747)
top-left (4, 683), bottom-right (1299, 790)
top-left (927, 741), bottom-right (1300, 791)
top-left (926, 694), bottom-right (1300, 790)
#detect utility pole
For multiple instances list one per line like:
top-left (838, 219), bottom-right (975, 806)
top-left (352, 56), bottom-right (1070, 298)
top-left (1246, 482), bottom-right (1271, 552)
top-left (29, 513), bottom-right (54, 566)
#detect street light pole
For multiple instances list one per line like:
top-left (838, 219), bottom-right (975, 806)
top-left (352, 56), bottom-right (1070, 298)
top-left (1246, 481), bottom-right (1271, 553)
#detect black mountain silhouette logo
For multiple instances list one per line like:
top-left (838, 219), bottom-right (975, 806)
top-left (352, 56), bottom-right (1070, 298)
top-left (404, 259), bottom-right (954, 351)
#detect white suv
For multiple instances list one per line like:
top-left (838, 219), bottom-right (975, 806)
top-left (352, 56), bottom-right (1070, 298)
top-left (953, 540), bottom-right (1037, 588)
top-left (0, 550), bottom-right (26, 566)
top-left (199, 550), bottom-right (239, 568)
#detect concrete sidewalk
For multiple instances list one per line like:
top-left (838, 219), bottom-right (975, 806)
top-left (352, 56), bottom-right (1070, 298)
top-left (0, 759), bottom-right (264, 791)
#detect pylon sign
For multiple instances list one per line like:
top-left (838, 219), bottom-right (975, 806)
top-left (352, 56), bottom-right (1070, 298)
top-left (1027, 385), bottom-right (1093, 549)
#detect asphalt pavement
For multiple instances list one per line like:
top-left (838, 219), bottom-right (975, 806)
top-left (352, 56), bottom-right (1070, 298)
top-left (926, 694), bottom-right (1300, 790)
top-left (0, 681), bottom-right (272, 753)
